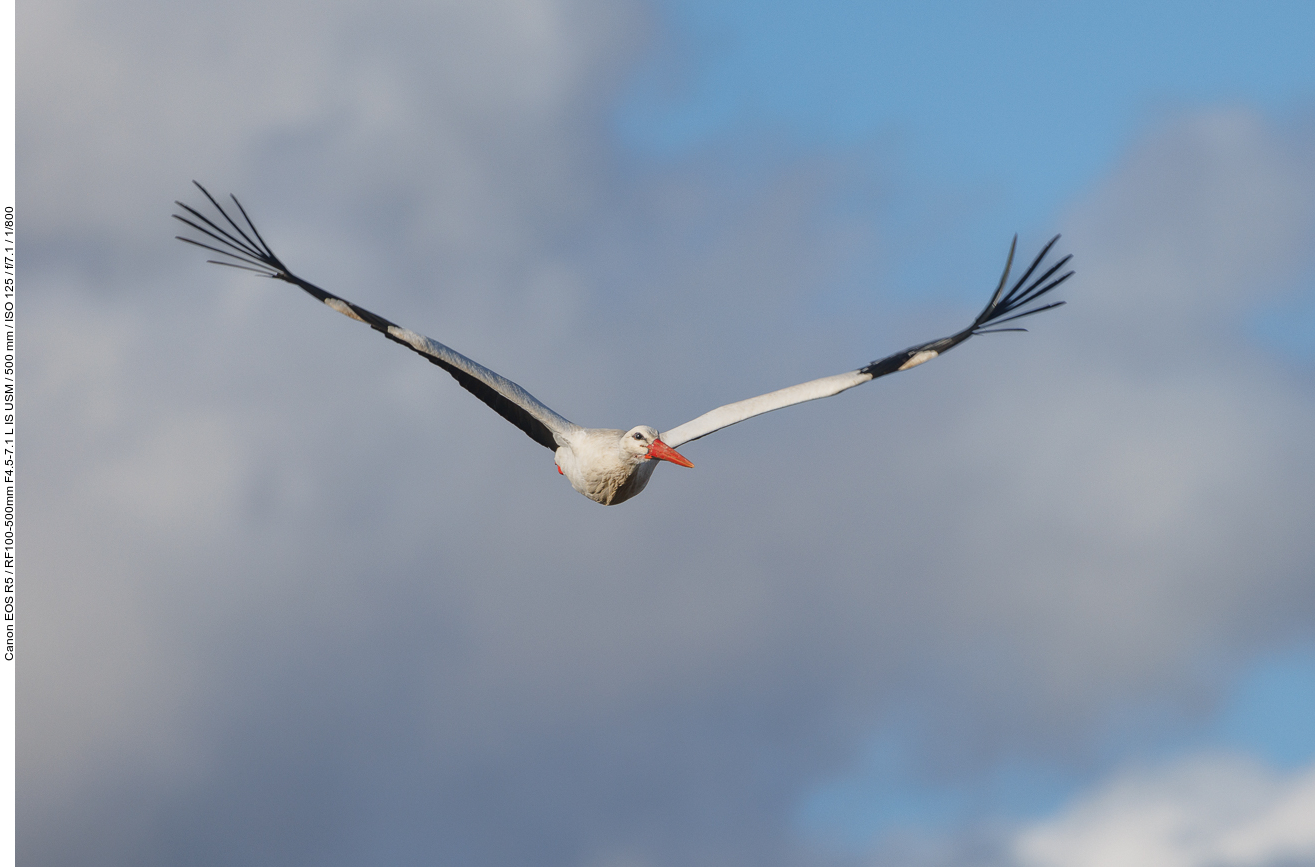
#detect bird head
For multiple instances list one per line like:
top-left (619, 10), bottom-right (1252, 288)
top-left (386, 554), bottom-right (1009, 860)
top-left (622, 426), bottom-right (694, 468)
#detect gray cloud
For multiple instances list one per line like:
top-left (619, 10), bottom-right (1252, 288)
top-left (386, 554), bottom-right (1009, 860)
top-left (22, 2), bottom-right (1315, 865)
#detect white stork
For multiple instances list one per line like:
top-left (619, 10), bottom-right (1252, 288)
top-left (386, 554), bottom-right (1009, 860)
top-left (175, 183), bottom-right (1072, 505)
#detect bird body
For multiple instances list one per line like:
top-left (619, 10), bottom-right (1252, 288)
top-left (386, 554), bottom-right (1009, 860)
top-left (554, 427), bottom-right (680, 506)
top-left (175, 183), bottom-right (1072, 506)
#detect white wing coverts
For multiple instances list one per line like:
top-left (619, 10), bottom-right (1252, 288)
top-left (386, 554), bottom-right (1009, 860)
top-left (174, 183), bottom-right (581, 452)
top-left (175, 184), bottom-right (1071, 457)
top-left (660, 236), bottom-right (1073, 448)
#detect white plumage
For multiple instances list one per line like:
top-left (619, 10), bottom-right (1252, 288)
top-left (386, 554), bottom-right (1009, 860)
top-left (175, 184), bottom-right (1073, 506)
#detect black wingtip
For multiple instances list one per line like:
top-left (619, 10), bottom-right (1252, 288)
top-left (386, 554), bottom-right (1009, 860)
top-left (857, 235), bottom-right (1072, 379)
top-left (174, 182), bottom-right (389, 322)
top-left (972, 235), bottom-right (1071, 335)
top-left (980, 234), bottom-right (1019, 320)
top-left (174, 182), bottom-right (292, 281)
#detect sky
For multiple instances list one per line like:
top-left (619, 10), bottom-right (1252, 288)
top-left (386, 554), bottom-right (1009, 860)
top-left (21, 1), bottom-right (1315, 866)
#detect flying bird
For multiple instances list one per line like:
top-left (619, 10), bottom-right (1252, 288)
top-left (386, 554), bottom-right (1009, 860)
top-left (174, 183), bottom-right (1072, 505)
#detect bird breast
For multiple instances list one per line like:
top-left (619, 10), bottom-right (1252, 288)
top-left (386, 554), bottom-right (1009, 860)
top-left (556, 430), bottom-right (660, 506)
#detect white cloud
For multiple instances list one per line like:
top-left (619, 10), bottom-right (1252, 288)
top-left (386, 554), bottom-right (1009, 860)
top-left (1014, 754), bottom-right (1315, 867)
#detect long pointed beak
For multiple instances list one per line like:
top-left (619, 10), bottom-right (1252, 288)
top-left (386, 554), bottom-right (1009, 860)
top-left (646, 438), bottom-right (694, 468)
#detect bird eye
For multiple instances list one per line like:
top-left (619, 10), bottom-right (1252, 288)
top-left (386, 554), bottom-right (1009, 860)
top-left (632, 432), bottom-right (644, 440)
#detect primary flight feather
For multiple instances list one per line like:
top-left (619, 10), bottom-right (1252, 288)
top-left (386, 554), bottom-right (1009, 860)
top-left (174, 182), bottom-right (1072, 505)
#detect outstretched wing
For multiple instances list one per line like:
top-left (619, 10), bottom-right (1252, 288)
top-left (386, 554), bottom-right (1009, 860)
top-left (174, 182), bottom-right (579, 451)
top-left (660, 236), bottom-right (1072, 449)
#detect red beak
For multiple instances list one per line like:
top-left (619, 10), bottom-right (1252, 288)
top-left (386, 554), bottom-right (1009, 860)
top-left (646, 438), bottom-right (694, 468)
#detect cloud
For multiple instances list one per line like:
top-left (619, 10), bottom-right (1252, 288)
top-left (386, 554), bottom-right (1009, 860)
top-left (21, 1), bottom-right (1315, 865)
top-left (1014, 754), bottom-right (1315, 867)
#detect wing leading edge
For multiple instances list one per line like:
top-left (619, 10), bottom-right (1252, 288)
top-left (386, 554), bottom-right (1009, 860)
top-left (660, 236), bottom-right (1072, 449)
top-left (173, 183), bottom-right (578, 452)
